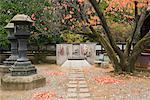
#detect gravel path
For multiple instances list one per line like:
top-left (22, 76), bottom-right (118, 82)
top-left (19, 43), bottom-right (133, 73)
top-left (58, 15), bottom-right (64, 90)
top-left (0, 64), bottom-right (149, 100)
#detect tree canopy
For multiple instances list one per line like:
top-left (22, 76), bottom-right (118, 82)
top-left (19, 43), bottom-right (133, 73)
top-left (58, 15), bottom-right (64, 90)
top-left (56, 0), bottom-right (150, 73)
top-left (0, 0), bottom-right (63, 48)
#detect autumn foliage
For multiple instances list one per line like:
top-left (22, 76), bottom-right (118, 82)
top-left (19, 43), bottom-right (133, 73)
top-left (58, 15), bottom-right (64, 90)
top-left (59, 0), bottom-right (150, 29)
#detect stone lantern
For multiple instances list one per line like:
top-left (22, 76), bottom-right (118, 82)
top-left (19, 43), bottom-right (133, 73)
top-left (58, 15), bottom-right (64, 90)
top-left (0, 23), bottom-right (18, 73)
top-left (9, 14), bottom-right (36, 76)
top-left (1, 14), bottom-right (45, 90)
top-left (3, 23), bottom-right (18, 66)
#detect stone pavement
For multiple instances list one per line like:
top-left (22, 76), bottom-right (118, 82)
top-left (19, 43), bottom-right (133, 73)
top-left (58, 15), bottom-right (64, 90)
top-left (66, 67), bottom-right (92, 100)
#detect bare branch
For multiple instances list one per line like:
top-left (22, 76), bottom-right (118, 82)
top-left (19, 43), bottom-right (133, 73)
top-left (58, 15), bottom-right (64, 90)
top-left (128, 31), bottom-right (150, 65)
top-left (89, 26), bottom-right (122, 71)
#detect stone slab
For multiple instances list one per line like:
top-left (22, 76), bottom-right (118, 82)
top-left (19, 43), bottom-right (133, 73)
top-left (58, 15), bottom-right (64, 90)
top-left (79, 84), bottom-right (88, 88)
top-left (66, 98), bottom-right (78, 100)
top-left (76, 77), bottom-right (85, 81)
top-left (67, 93), bottom-right (77, 98)
top-left (80, 98), bottom-right (92, 100)
top-left (67, 84), bottom-right (78, 88)
top-left (67, 88), bottom-right (77, 92)
top-left (79, 81), bottom-right (87, 84)
top-left (1, 74), bottom-right (46, 90)
top-left (69, 81), bottom-right (78, 84)
top-left (69, 74), bottom-right (84, 78)
top-left (79, 88), bottom-right (89, 93)
top-left (79, 93), bottom-right (91, 98)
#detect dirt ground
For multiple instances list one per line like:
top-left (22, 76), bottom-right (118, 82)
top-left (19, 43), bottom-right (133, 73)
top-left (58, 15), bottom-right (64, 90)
top-left (0, 64), bottom-right (150, 100)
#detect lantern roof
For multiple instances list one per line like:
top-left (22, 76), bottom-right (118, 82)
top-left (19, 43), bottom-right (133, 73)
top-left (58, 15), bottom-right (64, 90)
top-left (10, 14), bottom-right (34, 23)
top-left (5, 23), bottom-right (14, 29)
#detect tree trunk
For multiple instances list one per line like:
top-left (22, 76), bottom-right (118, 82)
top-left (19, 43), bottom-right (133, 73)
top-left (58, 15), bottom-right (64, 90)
top-left (88, 0), bottom-right (150, 73)
top-left (89, 0), bottom-right (124, 59)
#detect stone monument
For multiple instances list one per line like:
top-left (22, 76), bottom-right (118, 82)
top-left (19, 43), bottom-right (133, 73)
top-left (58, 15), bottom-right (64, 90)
top-left (1, 14), bottom-right (46, 90)
top-left (0, 23), bottom-right (18, 73)
top-left (56, 43), bottom-right (96, 67)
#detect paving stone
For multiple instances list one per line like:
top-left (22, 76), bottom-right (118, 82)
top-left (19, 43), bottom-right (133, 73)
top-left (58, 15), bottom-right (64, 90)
top-left (79, 84), bottom-right (88, 88)
top-left (77, 77), bottom-right (85, 80)
top-left (68, 88), bottom-right (77, 92)
top-left (79, 88), bottom-right (89, 93)
top-left (68, 76), bottom-right (78, 78)
top-left (69, 73), bottom-right (84, 75)
top-left (68, 84), bottom-right (77, 88)
top-left (74, 71), bottom-right (83, 72)
top-left (72, 71), bottom-right (82, 73)
top-left (66, 98), bottom-right (78, 100)
top-left (69, 75), bottom-right (81, 77)
top-left (70, 72), bottom-right (83, 75)
top-left (67, 93), bottom-right (78, 98)
top-left (77, 75), bottom-right (85, 77)
top-left (79, 81), bottom-right (87, 84)
top-left (69, 72), bottom-right (80, 74)
top-left (71, 69), bottom-right (81, 71)
top-left (68, 78), bottom-right (78, 81)
top-left (71, 68), bottom-right (81, 69)
top-left (79, 93), bottom-right (91, 98)
top-left (68, 77), bottom-right (79, 79)
top-left (80, 98), bottom-right (92, 100)
top-left (77, 73), bottom-right (84, 76)
top-left (69, 75), bottom-right (84, 78)
top-left (69, 81), bottom-right (78, 84)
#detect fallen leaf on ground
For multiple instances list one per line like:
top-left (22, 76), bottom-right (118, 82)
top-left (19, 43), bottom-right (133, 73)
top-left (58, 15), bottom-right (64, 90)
top-left (31, 91), bottom-right (56, 100)
top-left (94, 76), bottom-right (122, 84)
top-left (43, 71), bottom-right (65, 76)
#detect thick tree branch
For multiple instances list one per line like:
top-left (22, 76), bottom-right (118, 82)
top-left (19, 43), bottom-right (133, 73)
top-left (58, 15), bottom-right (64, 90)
top-left (89, 26), bottom-right (122, 72)
top-left (124, 7), bottom-right (147, 57)
top-left (128, 31), bottom-right (150, 69)
top-left (76, 31), bottom-right (97, 37)
top-left (134, 1), bottom-right (138, 25)
top-left (88, 0), bottom-right (124, 61)
top-left (131, 31), bottom-right (150, 57)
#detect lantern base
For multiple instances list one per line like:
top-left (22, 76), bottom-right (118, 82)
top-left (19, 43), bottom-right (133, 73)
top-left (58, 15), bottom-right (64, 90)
top-left (1, 74), bottom-right (46, 90)
top-left (3, 60), bottom-right (16, 66)
top-left (10, 61), bottom-right (37, 76)
top-left (0, 65), bottom-right (10, 73)
top-left (3, 55), bottom-right (18, 66)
